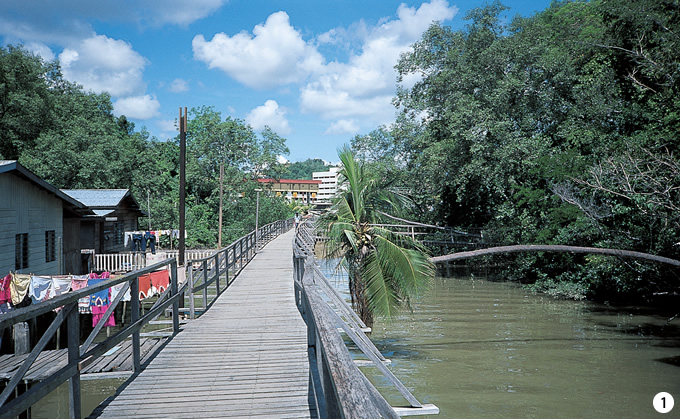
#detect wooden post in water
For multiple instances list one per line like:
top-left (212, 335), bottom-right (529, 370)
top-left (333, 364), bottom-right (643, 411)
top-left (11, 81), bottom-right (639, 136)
top-left (67, 303), bottom-right (81, 419)
top-left (131, 276), bottom-right (141, 372)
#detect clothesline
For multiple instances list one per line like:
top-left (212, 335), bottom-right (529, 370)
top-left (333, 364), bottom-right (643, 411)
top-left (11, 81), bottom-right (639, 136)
top-left (0, 270), bottom-right (170, 319)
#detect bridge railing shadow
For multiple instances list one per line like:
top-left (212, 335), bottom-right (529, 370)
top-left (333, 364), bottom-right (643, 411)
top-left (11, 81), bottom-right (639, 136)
top-left (293, 220), bottom-right (439, 418)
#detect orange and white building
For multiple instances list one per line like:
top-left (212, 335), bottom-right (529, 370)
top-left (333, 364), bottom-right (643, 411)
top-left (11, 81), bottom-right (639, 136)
top-left (256, 178), bottom-right (322, 204)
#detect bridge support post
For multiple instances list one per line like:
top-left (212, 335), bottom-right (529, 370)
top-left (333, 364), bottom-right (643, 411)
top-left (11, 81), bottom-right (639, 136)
top-left (67, 302), bottom-right (81, 419)
top-left (131, 276), bottom-right (141, 372)
top-left (171, 261), bottom-right (179, 334)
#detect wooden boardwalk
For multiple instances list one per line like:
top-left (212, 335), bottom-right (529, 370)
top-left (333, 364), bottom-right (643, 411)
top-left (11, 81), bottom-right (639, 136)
top-left (91, 229), bottom-right (316, 418)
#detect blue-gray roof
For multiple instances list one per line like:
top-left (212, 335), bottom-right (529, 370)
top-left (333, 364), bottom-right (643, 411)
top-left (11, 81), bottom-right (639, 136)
top-left (61, 189), bottom-right (130, 208)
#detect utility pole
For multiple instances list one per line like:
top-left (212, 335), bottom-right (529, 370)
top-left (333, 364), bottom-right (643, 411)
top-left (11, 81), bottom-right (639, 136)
top-left (218, 163), bottom-right (224, 248)
top-left (179, 107), bottom-right (187, 266)
top-left (255, 188), bottom-right (262, 253)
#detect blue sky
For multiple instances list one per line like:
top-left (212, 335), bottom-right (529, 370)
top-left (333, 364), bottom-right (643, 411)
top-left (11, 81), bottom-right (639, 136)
top-left (1, 0), bottom-right (553, 163)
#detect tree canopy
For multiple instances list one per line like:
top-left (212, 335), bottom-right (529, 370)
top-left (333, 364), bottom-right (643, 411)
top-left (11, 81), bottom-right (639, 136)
top-left (0, 45), bottom-right (294, 249)
top-left (374, 0), bottom-right (680, 300)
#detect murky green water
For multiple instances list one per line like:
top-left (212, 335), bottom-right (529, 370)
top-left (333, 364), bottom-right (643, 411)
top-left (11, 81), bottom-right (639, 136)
top-left (31, 377), bottom-right (126, 418)
top-left (362, 277), bottom-right (680, 418)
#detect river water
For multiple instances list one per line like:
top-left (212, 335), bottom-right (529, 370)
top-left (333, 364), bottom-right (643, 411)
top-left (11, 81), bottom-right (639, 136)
top-left (360, 276), bottom-right (680, 418)
top-left (30, 270), bottom-right (680, 418)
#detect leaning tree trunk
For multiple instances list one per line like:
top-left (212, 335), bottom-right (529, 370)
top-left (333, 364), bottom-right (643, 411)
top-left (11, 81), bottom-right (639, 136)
top-left (350, 268), bottom-right (374, 329)
top-left (430, 245), bottom-right (680, 267)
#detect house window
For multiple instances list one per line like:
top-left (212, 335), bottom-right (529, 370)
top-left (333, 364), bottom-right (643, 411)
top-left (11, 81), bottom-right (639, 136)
top-left (15, 233), bottom-right (28, 270)
top-left (45, 230), bottom-right (56, 263)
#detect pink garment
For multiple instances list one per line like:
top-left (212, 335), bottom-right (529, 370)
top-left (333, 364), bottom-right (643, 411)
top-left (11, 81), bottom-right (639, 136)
top-left (0, 274), bottom-right (11, 305)
top-left (91, 305), bottom-right (116, 327)
top-left (71, 276), bottom-right (91, 314)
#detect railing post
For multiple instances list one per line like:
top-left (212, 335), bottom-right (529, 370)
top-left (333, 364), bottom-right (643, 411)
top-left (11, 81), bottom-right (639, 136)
top-left (171, 260), bottom-right (179, 334)
top-left (67, 302), bottom-right (81, 419)
top-left (224, 249), bottom-right (230, 288)
top-left (131, 276), bottom-right (141, 372)
top-left (189, 264), bottom-right (195, 320)
top-left (214, 253), bottom-right (221, 296)
top-left (202, 260), bottom-right (208, 310)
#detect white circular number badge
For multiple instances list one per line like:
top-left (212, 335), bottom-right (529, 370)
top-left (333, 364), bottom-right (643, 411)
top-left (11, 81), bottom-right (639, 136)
top-left (653, 392), bottom-right (674, 414)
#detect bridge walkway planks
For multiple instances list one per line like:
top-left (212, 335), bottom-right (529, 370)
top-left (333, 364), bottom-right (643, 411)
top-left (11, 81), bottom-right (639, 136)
top-left (90, 229), bottom-right (316, 418)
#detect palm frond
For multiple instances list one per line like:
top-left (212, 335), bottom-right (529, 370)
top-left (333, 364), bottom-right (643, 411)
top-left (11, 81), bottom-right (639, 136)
top-left (362, 250), bottom-right (400, 319)
top-left (373, 234), bottom-right (434, 298)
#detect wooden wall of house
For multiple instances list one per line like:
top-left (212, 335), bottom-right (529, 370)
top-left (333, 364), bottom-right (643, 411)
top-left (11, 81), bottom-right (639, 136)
top-left (62, 217), bottom-right (82, 274)
top-left (0, 174), bottom-right (63, 275)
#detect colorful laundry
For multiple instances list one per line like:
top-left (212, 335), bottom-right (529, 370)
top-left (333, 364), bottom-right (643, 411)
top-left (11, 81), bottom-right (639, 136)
top-left (91, 305), bottom-right (116, 328)
top-left (88, 277), bottom-right (110, 306)
top-left (111, 283), bottom-right (131, 302)
top-left (51, 277), bottom-right (72, 297)
top-left (71, 275), bottom-right (91, 314)
top-left (30, 275), bottom-right (54, 304)
top-left (0, 274), bottom-right (11, 305)
top-left (149, 270), bottom-right (170, 295)
top-left (137, 273), bottom-right (153, 300)
top-left (10, 273), bottom-right (31, 305)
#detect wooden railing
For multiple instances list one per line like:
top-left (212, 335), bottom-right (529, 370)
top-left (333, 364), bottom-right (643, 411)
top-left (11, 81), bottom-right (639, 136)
top-left (293, 220), bottom-right (439, 418)
top-left (186, 218), bottom-right (295, 319)
top-left (0, 259), bottom-right (184, 419)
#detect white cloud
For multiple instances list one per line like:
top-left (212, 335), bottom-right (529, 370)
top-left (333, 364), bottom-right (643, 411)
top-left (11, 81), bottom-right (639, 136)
top-left (138, 0), bottom-right (226, 26)
top-left (325, 119), bottom-right (360, 135)
top-left (169, 78), bottom-right (189, 93)
top-left (24, 41), bottom-right (55, 61)
top-left (246, 100), bottom-right (291, 135)
top-left (59, 34), bottom-right (148, 97)
top-left (301, 0), bottom-right (457, 123)
top-left (192, 11), bottom-right (324, 89)
top-left (113, 95), bottom-right (161, 120)
top-left (277, 155), bottom-right (289, 164)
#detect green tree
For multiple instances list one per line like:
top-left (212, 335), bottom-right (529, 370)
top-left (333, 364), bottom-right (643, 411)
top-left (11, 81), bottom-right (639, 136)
top-left (0, 45), bottom-right (55, 160)
top-left (283, 158), bottom-right (330, 180)
top-left (320, 146), bottom-right (435, 327)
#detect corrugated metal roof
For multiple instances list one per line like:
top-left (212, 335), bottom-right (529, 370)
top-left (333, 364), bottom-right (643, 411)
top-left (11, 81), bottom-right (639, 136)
top-left (61, 189), bottom-right (129, 208)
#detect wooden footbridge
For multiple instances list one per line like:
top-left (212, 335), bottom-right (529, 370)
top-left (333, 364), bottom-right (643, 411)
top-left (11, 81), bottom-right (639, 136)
top-left (0, 219), bottom-right (438, 418)
top-left (91, 228), bottom-right (312, 418)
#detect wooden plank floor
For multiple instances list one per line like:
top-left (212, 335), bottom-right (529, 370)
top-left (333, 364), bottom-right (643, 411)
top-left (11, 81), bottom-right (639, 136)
top-left (91, 229), bottom-right (316, 418)
top-left (0, 337), bottom-right (166, 382)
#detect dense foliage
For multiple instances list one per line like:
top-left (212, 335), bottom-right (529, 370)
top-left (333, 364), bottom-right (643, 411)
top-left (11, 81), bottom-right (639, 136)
top-left (282, 158), bottom-right (330, 179)
top-left (0, 45), bottom-right (293, 249)
top-left (354, 0), bottom-right (679, 301)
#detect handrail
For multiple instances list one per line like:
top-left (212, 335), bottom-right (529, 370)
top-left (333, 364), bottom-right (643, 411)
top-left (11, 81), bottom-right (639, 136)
top-left (0, 258), bottom-right (183, 419)
top-left (186, 218), bottom-right (295, 319)
top-left (293, 220), bottom-right (439, 417)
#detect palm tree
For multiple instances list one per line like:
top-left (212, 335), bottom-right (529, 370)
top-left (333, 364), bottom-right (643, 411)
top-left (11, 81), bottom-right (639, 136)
top-left (320, 145), bottom-right (435, 328)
